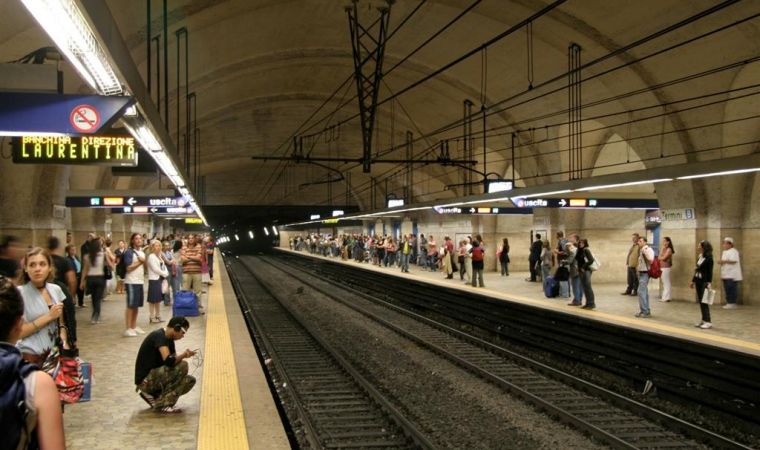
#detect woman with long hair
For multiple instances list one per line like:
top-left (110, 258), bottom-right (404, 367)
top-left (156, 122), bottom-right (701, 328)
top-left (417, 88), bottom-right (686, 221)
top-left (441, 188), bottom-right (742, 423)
top-left (659, 237), bottom-right (675, 302)
top-left (690, 240), bottom-right (714, 329)
top-left (146, 240), bottom-right (169, 324)
top-left (80, 238), bottom-right (107, 324)
top-left (578, 239), bottom-right (596, 309)
top-left (498, 238), bottom-right (510, 276)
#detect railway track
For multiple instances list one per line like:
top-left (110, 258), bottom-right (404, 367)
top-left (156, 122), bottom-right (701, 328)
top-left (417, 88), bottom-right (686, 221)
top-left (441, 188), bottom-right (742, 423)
top-left (226, 257), bottom-right (433, 450)
top-left (254, 253), bottom-right (752, 450)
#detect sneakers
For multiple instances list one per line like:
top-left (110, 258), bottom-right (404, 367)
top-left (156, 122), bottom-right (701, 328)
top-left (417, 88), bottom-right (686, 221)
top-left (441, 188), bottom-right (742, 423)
top-left (699, 322), bottom-right (713, 329)
top-left (658, 299), bottom-right (671, 303)
top-left (133, 327), bottom-right (146, 335)
top-left (124, 329), bottom-right (138, 337)
top-left (567, 301), bottom-right (581, 306)
top-left (634, 312), bottom-right (651, 318)
top-left (722, 304), bottom-right (738, 309)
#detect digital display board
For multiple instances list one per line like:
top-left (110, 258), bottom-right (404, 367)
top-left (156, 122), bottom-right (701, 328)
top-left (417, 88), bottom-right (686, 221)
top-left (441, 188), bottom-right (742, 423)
top-left (66, 195), bottom-right (189, 209)
top-left (513, 198), bottom-right (659, 209)
top-left (485, 179), bottom-right (514, 193)
top-left (387, 198), bottom-right (405, 208)
top-left (12, 135), bottom-right (138, 166)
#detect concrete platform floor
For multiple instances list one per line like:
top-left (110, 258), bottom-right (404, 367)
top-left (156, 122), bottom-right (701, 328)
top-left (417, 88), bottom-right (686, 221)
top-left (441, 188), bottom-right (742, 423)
top-left (282, 249), bottom-right (760, 357)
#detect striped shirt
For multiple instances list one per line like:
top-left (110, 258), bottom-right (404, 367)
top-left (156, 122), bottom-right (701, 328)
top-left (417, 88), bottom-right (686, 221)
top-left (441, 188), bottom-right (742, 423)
top-left (181, 244), bottom-right (204, 274)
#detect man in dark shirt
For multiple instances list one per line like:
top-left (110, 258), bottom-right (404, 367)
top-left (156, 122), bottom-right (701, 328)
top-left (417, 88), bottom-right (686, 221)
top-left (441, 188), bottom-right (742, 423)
top-left (0, 235), bottom-right (23, 280)
top-left (527, 233), bottom-right (543, 282)
top-left (48, 236), bottom-right (78, 344)
top-left (134, 316), bottom-right (197, 413)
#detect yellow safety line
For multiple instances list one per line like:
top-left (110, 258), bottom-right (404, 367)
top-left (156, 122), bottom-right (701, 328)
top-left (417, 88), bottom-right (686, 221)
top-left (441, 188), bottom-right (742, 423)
top-left (279, 248), bottom-right (760, 355)
top-left (197, 251), bottom-right (250, 449)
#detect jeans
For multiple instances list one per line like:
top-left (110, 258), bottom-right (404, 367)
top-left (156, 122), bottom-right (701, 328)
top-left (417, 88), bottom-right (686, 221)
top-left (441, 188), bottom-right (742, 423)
top-left (570, 273), bottom-right (583, 305)
top-left (385, 252), bottom-right (396, 267)
top-left (638, 272), bottom-right (650, 314)
top-left (581, 270), bottom-right (595, 306)
top-left (500, 261), bottom-right (509, 276)
top-left (418, 252), bottom-right (427, 267)
top-left (428, 254), bottom-right (437, 271)
top-left (541, 264), bottom-right (551, 281)
top-left (661, 267), bottom-right (672, 300)
top-left (695, 280), bottom-right (711, 322)
top-left (723, 279), bottom-right (738, 304)
top-left (86, 275), bottom-right (106, 321)
top-left (400, 253), bottom-right (410, 272)
top-left (472, 268), bottom-right (484, 287)
top-left (207, 254), bottom-right (214, 279)
top-left (627, 267), bottom-right (638, 294)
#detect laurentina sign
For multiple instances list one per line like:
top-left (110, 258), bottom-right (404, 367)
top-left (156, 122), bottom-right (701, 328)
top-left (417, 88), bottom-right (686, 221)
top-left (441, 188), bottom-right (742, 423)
top-left (12, 136), bottom-right (138, 166)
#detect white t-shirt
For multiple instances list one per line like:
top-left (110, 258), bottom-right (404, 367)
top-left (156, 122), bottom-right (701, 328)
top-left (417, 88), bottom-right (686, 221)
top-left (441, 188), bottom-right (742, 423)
top-left (123, 248), bottom-right (146, 285)
top-left (720, 248), bottom-right (742, 281)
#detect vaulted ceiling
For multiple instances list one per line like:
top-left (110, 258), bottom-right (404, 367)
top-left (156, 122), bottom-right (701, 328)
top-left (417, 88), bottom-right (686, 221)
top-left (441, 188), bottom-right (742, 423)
top-left (2, 0), bottom-right (760, 210)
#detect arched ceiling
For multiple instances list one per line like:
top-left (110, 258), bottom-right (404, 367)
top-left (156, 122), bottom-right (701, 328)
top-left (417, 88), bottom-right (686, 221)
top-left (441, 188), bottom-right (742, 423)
top-left (2, 0), bottom-right (760, 209)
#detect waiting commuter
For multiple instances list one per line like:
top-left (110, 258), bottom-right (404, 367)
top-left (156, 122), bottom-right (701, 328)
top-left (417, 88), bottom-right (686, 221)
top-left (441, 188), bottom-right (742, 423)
top-left (419, 234), bottom-right (428, 268)
top-left (565, 241), bottom-right (583, 306)
top-left (498, 238), bottom-right (510, 276)
top-left (659, 237), bottom-right (675, 302)
top-left (0, 235), bottom-right (24, 280)
top-left (180, 234), bottom-right (205, 312)
top-left (718, 237), bottom-right (742, 309)
top-left (17, 247), bottom-right (69, 366)
top-left (457, 240), bottom-right (468, 281)
top-left (104, 238), bottom-right (117, 295)
top-left (134, 316), bottom-right (197, 413)
top-left (690, 240), bottom-right (714, 329)
top-left (635, 236), bottom-right (655, 318)
top-left (80, 237), bottom-right (109, 325)
top-left (577, 239), bottom-right (596, 310)
top-left (540, 239), bottom-right (553, 281)
top-left (66, 244), bottom-right (85, 307)
top-left (172, 240), bottom-right (184, 299)
top-left (123, 233), bottom-right (147, 337)
top-left (400, 235), bottom-right (412, 273)
top-left (147, 240), bottom-right (169, 324)
top-left (384, 238), bottom-right (397, 267)
top-left (470, 240), bottom-right (485, 287)
top-left (161, 241), bottom-right (176, 305)
top-left (527, 234), bottom-right (542, 281)
top-left (80, 232), bottom-right (96, 259)
top-left (205, 236), bottom-right (215, 284)
top-left (622, 233), bottom-right (641, 296)
top-left (427, 236), bottom-right (438, 272)
top-left (441, 245), bottom-right (454, 279)
top-left (410, 234), bottom-right (418, 267)
top-left (463, 237), bottom-right (473, 284)
top-left (0, 276), bottom-right (65, 449)
top-left (114, 240), bottom-right (127, 294)
top-left (48, 237), bottom-right (76, 300)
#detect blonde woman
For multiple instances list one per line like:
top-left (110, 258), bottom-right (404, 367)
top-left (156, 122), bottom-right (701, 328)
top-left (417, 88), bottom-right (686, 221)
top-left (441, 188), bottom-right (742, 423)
top-left (147, 239), bottom-right (169, 324)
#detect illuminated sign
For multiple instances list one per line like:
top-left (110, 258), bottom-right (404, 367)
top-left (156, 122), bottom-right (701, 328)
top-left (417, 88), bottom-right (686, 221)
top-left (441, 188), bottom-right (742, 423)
top-left (185, 218), bottom-right (203, 224)
top-left (12, 135), bottom-right (138, 166)
top-left (103, 197), bottom-right (124, 206)
top-left (66, 195), bottom-right (188, 208)
top-left (387, 199), bottom-right (405, 208)
top-left (515, 198), bottom-right (658, 209)
top-left (323, 218), bottom-right (340, 224)
top-left (477, 207), bottom-right (491, 214)
top-left (435, 206), bottom-right (531, 215)
top-left (486, 180), bottom-right (514, 193)
top-left (516, 199), bottom-right (549, 208)
top-left (569, 199), bottom-right (587, 207)
top-left (310, 214), bottom-right (321, 220)
top-left (332, 210), bottom-right (345, 217)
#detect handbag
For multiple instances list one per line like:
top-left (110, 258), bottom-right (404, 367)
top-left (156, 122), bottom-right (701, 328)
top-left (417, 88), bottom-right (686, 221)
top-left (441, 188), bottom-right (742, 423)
top-left (161, 278), bottom-right (169, 294)
top-left (43, 324), bottom-right (85, 404)
top-left (588, 249), bottom-right (601, 271)
top-left (701, 288), bottom-right (716, 305)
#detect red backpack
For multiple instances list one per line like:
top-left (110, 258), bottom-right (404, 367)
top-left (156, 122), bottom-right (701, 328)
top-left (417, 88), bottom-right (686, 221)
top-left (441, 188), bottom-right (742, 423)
top-left (647, 257), bottom-right (662, 279)
top-left (471, 246), bottom-right (484, 262)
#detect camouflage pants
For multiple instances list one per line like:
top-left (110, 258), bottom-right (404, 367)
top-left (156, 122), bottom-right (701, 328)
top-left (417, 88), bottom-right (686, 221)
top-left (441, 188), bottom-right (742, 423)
top-left (138, 360), bottom-right (196, 409)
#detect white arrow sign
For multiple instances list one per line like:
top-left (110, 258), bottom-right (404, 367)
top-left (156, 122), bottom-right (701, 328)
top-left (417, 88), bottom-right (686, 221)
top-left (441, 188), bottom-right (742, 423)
top-left (469, 207), bottom-right (476, 213)
top-left (558, 199), bottom-right (567, 207)
top-left (150, 207), bottom-right (159, 213)
top-left (127, 197), bottom-right (137, 206)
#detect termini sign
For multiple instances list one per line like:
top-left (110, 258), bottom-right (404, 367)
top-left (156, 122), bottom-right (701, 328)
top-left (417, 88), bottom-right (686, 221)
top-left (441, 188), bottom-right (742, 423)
top-left (13, 135), bottom-right (138, 166)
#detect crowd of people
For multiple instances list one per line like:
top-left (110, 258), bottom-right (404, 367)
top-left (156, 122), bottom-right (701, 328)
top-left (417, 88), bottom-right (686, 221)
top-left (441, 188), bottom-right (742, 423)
top-left (0, 231), bottom-right (216, 446)
top-left (291, 229), bottom-right (744, 330)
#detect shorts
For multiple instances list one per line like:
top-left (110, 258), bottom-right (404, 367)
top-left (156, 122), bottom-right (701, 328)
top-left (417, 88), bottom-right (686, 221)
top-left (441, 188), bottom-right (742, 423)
top-left (126, 283), bottom-right (144, 308)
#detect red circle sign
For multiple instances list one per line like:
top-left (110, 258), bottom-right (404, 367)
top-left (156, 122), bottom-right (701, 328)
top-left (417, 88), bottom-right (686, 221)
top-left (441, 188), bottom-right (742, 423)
top-left (70, 104), bottom-right (100, 132)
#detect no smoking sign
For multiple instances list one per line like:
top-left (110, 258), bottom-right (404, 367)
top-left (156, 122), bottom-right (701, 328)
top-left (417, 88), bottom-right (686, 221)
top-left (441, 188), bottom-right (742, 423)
top-left (69, 104), bottom-right (100, 133)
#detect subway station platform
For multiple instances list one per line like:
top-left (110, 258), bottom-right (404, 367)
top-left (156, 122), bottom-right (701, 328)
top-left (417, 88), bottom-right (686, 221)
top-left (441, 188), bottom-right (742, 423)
top-left (62, 251), bottom-right (289, 450)
top-left (279, 248), bottom-right (760, 358)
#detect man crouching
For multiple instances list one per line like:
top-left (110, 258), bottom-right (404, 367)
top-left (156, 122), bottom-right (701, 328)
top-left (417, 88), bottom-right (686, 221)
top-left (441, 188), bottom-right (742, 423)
top-left (134, 316), bottom-right (197, 413)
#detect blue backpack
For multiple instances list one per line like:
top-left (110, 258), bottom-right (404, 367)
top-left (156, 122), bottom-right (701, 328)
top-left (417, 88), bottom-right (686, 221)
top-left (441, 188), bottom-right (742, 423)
top-left (0, 344), bottom-right (39, 450)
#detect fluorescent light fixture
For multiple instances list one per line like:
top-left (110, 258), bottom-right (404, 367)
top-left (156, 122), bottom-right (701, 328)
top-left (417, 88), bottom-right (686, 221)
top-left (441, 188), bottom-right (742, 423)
top-left (124, 105), bottom-right (138, 117)
top-left (264, 227), bottom-right (270, 236)
top-left (21, 0), bottom-right (122, 95)
top-left (0, 131), bottom-right (67, 137)
top-left (178, 187), bottom-right (190, 196)
top-left (676, 168), bottom-right (760, 180)
top-left (575, 179), bottom-right (672, 192)
top-left (387, 199), bottom-right (405, 208)
top-left (234, 234), bottom-right (239, 241)
top-left (124, 123), bottom-right (162, 151)
top-left (272, 226), bottom-right (278, 236)
top-left (486, 180), bottom-right (514, 193)
top-left (248, 231), bottom-right (254, 239)
top-left (310, 214), bottom-right (321, 220)
top-left (332, 210), bottom-right (345, 217)
top-left (514, 190), bottom-right (573, 200)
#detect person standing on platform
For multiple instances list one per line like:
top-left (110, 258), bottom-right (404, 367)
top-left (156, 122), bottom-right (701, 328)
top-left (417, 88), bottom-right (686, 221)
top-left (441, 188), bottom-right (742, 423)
top-left (205, 236), bottom-right (215, 284)
top-left (80, 238), bottom-right (108, 325)
top-left (114, 240), bottom-right (127, 295)
top-left (622, 233), bottom-right (641, 296)
top-left (0, 276), bottom-right (66, 449)
top-left (419, 234), bottom-right (428, 268)
top-left (147, 240), bottom-right (169, 324)
top-left (659, 237), bottom-right (675, 302)
top-left (527, 234), bottom-right (542, 281)
top-left (134, 316), bottom-right (197, 413)
top-left (66, 244), bottom-right (85, 307)
top-left (635, 236), bottom-right (655, 318)
top-left (540, 239), bottom-right (553, 281)
top-left (565, 240), bottom-right (582, 306)
top-left (690, 240), bottom-right (714, 329)
top-left (180, 234), bottom-right (205, 312)
top-left (400, 235), bottom-right (412, 273)
top-left (122, 233), bottom-right (147, 337)
top-left (718, 237), bottom-right (742, 309)
top-left (0, 235), bottom-right (23, 281)
top-left (469, 240), bottom-right (485, 287)
top-left (410, 234), bottom-right (418, 268)
top-left (457, 239), bottom-right (467, 281)
top-left (80, 232), bottom-right (95, 260)
top-left (498, 238), bottom-right (510, 276)
top-left (427, 236), bottom-right (438, 272)
top-left (161, 241), bottom-right (176, 306)
top-left (48, 237), bottom-right (76, 301)
top-left (578, 238), bottom-right (596, 310)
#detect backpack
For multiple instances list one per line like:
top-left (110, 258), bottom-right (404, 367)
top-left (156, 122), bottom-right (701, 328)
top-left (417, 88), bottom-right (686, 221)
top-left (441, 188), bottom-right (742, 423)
top-left (471, 246), bottom-right (484, 262)
top-left (0, 344), bottom-right (39, 450)
top-left (116, 249), bottom-right (129, 279)
top-left (648, 257), bottom-right (662, 279)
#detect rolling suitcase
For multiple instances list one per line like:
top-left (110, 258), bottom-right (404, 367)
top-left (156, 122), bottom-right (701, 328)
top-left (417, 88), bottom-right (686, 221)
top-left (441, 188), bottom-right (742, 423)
top-left (173, 290), bottom-right (199, 317)
top-left (543, 276), bottom-right (559, 298)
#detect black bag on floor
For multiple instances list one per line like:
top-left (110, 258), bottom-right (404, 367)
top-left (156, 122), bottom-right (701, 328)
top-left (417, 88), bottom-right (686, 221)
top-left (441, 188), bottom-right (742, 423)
top-left (554, 265), bottom-right (570, 281)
